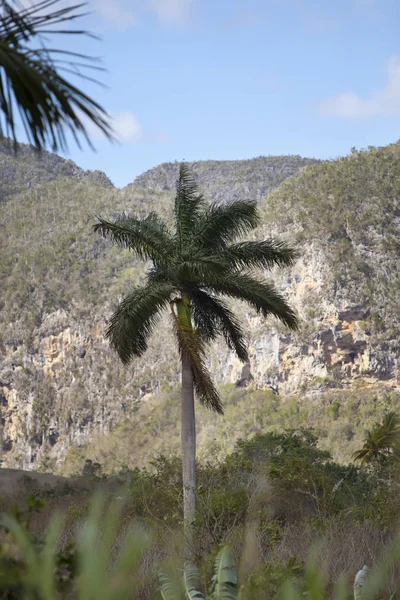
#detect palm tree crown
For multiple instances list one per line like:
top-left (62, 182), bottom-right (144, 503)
top-left (353, 412), bottom-right (400, 465)
top-left (94, 164), bottom-right (298, 414)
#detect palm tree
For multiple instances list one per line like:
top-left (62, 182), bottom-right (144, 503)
top-left (380, 411), bottom-right (400, 452)
top-left (352, 428), bottom-right (388, 465)
top-left (94, 165), bottom-right (298, 545)
top-left (353, 412), bottom-right (400, 465)
top-left (0, 0), bottom-right (113, 151)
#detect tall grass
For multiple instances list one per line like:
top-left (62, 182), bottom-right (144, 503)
top-left (0, 492), bottom-right (399, 599)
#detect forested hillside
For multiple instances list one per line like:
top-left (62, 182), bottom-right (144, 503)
top-left (0, 138), bottom-right (113, 201)
top-left (1, 141), bottom-right (400, 474)
top-left (130, 156), bottom-right (319, 203)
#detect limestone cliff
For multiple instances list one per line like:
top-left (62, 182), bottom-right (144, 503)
top-left (1, 142), bottom-right (400, 472)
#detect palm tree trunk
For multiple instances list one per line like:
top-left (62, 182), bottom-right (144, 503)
top-left (181, 349), bottom-right (196, 552)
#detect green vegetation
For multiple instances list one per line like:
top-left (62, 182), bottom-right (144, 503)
top-left (62, 385), bottom-right (400, 475)
top-left (2, 141), bottom-right (400, 480)
top-left (264, 142), bottom-right (400, 342)
top-left (353, 411), bottom-right (400, 465)
top-left (0, 429), bottom-right (400, 598)
top-left (158, 546), bottom-right (238, 599)
top-left (2, 16), bottom-right (400, 596)
top-left (0, 137), bottom-right (113, 201)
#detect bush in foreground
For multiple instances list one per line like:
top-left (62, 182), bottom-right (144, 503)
top-left (0, 429), bottom-right (399, 598)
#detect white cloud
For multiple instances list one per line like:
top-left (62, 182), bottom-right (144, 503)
top-left (85, 111), bottom-right (142, 143)
top-left (148, 0), bottom-right (192, 25)
top-left (111, 111), bottom-right (143, 143)
top-left (319, 55), bottom-right (400, 119)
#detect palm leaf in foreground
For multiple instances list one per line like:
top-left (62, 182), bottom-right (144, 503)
top-left (158, 546), bottom-right (237, 600)
top-left (183, 564), bottom-right (205, 600)
top-left (0, 0), bottom-right (114, 151)
top-left (0, 496), bottom-right (149, 599)
top-left (159, 571), bottom-right (184, 600)
top-left (209, 546), bottom-right (237, 600)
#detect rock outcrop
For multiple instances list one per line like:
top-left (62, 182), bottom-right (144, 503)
top-left (1, 142), bottom-right (400, 471)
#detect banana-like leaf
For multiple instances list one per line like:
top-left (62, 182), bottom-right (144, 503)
top-left (183, 563), bottom-right (205, 600)
top-left (209, 546), bottom-right (237, 600)
top-left (158, 572), bottom-right (183, 600)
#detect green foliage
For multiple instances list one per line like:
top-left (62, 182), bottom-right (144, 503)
top-left (209, 546), bottom-right (237, 599)
top-left (328, 400), bottom-right (341, 420)
top-left (0, 496), bottom-right (399, 599)
top-left (0, 430), bottom-right (400, 598)
top-left (353, 411), bottom-right (400, 465)
top-left (4, 141), bottom-right (400, 478)
top-left (159, 546), bottom-right (237, 600)
top-left (0, 495), bottom-right (149, 599)
top-left (62, 386), bottom-right (400, 475)
top-left (223, 430), bottom-right (371, 521)
top-left (265, 142), bottom-right (400, 336)
top-left (242, 557), bottom-right (305, 599)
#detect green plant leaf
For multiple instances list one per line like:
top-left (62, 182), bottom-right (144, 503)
top-left (183, 563), bottom-right (205, 600)
top-left (0, 0), bottom-right (114, 151)
top-left (209, 546), bottom-right (237, 600)
top-left (158, 571), bottom-right (183, 600)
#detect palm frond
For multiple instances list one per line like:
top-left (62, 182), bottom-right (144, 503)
top-left (352, 447), bottom-right (374, 466)
top-left (382, 411), bottom-right (400, 430)
top-left (95, 164), bottom-right (298, 417)
top-left (183, 563), bottom-right (205, 600)
top-left (173, 255), bottom-right (229, 283)
top-left (158, 572), bottom-right (182, 600)
top-left (174, 163), bottom-right (207, 250)
top-left (203, 272), bottom-right (299, 330)
top-left (172, 304), bottom-right (223, 414)
top-left (220, 239), bottom-right (298, 271)
top-left (381, 412), bottom-right (400, 449)
top-left (192, 365), bottom-right (223, 414)
top-left (93, 213), bottom-right (173, 263)
top-left (107, 282), bottom-right (175, 364)
top-left (191, 290), bottom-right (248, 362)
top-left (0, 0), bottom-right (114, 151)
top-left (209, 546), bottom-right (237, 600)
top-left (352, 428), bottom-right (388, 465)
top-left (195, 199), bottom-right (260, 251)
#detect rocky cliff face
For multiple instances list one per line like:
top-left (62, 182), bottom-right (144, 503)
top-left (0, 137), bottom-right (113, 201)
top-left (1, 143), bottom-right (400, 472)
top-left (130, 156), bottom-right (319, 204)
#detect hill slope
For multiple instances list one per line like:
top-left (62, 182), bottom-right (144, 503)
top-left (130, 156), bottom-right (319, 203)
top-left (1, 143), bottom-right (400, 473)
top-left (0, 138), bottom-right (113, 201)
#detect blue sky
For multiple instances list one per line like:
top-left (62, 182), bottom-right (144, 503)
top-left (33, 0), bottom-right (400, 187)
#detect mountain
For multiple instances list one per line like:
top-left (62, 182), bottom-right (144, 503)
top-left (0, 138), bottom-right (113, 201)
top-left (1, 142), bottom-right (400, 474)
top-left (130, 156), bottom-right (319, 203)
